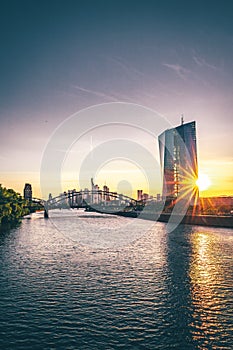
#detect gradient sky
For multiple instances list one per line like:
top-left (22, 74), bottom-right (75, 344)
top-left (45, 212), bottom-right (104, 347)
top-left (0, 0), bottom-right (233, 198)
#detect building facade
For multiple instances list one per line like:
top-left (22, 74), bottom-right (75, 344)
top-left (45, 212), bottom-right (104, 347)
top-left (23, 183), bottom-right (32, 201)
top-left (158, 121), bottom-right (198, 206)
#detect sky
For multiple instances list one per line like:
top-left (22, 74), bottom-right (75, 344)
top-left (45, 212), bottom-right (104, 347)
top-left (0, 0), bottom-right (233, 198)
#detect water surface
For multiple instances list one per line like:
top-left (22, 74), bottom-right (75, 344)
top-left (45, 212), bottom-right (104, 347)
top-left (0, 211), bottom-right (232, 349)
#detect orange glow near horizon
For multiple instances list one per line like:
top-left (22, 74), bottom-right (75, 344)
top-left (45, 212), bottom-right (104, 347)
top-left (0, 157), bottom-right (232, 200)
top-left (198, 159), bottom-right (233, 197)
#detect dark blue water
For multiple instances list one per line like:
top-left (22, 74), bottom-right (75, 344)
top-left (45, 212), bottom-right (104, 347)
top-left (0, 211), bottom-right (233, 349)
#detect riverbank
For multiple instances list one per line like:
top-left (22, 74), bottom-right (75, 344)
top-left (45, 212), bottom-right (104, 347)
top-left (158, 213), bottom-right (233, 228)
top-left (114, 210), bottom-right (233, 228)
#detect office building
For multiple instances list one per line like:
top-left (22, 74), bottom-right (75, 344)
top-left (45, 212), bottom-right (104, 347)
top-left (137, 190), bottom-right (143, 201)
top-left (23, 183), bottom-right (32, 201)
top-left (158, 120), bottom-right (198, 206)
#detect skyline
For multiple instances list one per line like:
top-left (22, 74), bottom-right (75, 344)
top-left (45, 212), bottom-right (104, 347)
top-left (0, 1), bottom-right (233, 198)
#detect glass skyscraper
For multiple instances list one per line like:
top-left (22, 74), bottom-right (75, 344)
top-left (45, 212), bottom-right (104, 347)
top-left (158, 121), bottom-right (198, 207)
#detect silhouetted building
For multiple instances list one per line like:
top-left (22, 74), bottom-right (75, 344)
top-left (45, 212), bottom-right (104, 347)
top-left (158, 120), bottom-right (198, 206)
top-left (142, 193), bottom-right (149, 201)
top-left (83, 188), bottom-right (91, 203)
top-left (91, 178), bottom-right (101, 204)
top-left (23, 183), bottom-right (32, 201)
top-left (103, 185), bottom-right (110, 201)
top-left (137, 190), bottom-right (143, 201)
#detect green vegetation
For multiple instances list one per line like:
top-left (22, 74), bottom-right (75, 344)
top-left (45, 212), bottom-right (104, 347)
top-left (0, 185), bottom-right (30, 226)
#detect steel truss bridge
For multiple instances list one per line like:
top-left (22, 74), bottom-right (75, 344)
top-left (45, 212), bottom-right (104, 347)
top-left (32, 190), bottom-right (146, 218)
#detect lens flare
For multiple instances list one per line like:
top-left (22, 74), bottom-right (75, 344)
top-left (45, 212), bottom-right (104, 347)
top-left (196, 173), bottom-right (211, 191)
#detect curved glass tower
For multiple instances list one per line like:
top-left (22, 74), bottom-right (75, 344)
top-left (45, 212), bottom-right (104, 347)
top-left (158, 121), bottom-right (198, 208)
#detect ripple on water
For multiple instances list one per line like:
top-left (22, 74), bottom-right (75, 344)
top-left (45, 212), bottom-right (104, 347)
top-left (0, 211), bottom-right (232, 349)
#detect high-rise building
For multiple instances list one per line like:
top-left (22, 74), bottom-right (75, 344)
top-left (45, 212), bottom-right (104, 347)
top-left (137, 190), bottom-right (143, 201)
top-left (158, 120), bottom-right (198, 206)
top-left (103, 185), bottom-right (110, 201)
top-left (23, 183), bottom-right (32, 201)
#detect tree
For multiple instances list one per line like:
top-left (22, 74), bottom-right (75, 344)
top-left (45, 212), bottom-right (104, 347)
top-left (0, 185), bottom-right (29, 225)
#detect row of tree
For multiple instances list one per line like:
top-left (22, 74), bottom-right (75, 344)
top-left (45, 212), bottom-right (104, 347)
top-left (0, 185), bottom-right (30, 226)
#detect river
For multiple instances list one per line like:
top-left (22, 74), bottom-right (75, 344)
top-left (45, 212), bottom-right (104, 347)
top-left (0, 210), bottom-right (233, 349)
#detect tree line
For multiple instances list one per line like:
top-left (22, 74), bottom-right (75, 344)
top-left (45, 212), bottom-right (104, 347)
top-left (0, 185), bottom-right (30, 226)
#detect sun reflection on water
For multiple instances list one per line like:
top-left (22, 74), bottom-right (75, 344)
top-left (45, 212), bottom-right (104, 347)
top-left (189, 230), bottom-right (233, 347)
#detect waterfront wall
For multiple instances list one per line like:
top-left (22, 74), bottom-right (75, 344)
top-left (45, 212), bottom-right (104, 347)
top-left (158, 213), bottom-right (233, 228)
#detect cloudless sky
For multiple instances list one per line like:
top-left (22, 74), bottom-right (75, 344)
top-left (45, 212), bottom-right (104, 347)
top-left (0, 0), bottom-right (233, 197)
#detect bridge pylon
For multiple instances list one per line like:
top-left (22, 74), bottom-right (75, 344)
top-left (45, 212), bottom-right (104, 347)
top-left (44, 203), bottom-right (49, 218)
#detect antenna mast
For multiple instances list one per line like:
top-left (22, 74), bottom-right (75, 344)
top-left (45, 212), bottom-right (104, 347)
top-left (181, 114), bottom-right (184, 125)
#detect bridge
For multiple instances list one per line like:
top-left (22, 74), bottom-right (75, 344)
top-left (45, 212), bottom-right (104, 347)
top-left (32, 190), bottom-right (145, 218)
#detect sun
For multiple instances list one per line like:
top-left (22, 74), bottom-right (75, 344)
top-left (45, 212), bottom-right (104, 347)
top-left (196, 173), bottom-right (211, 191)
